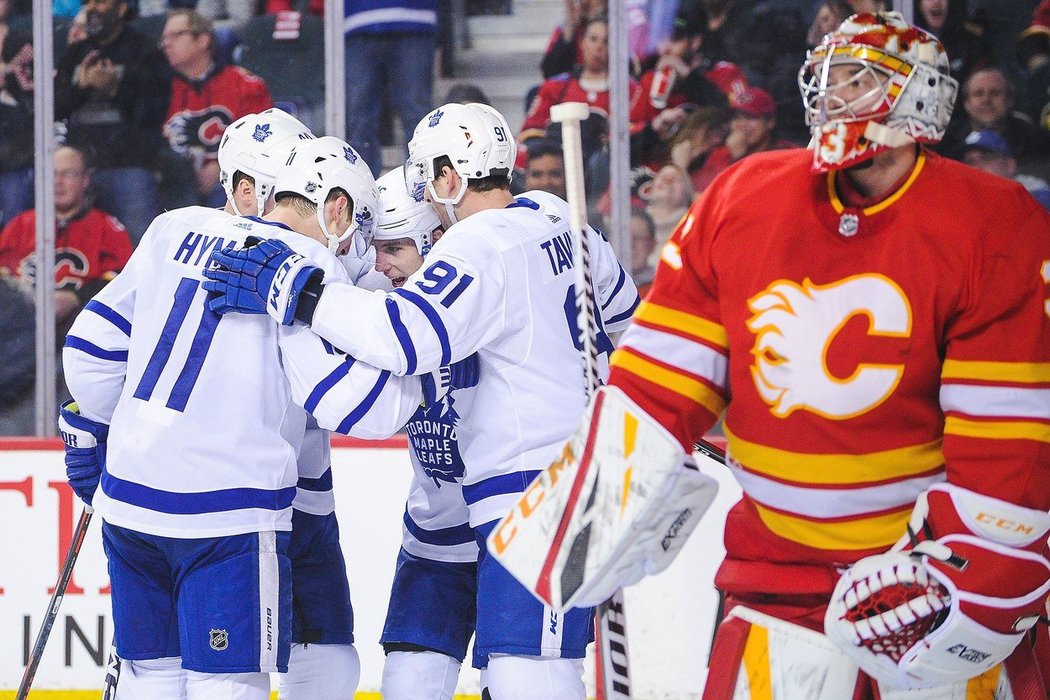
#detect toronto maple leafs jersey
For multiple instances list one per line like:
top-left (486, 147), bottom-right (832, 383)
top-left (63, 207), bottom-right (421, 538)
top-left (309, 190), bottom-right (639, 526)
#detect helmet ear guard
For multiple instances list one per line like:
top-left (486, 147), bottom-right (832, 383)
top-left (798, 11), bottom-right (958, 172)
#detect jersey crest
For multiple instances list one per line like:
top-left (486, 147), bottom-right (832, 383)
top-left (746, 274), bottom-right (912, 419)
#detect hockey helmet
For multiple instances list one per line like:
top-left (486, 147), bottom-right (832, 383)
top-left (274, 136), bottom-right (379, 254)
top-left (374, 165), bottom-right (443, 257)
top-left (217, 108), bottom-right (314, 216)
top-left (798, 12), bottom-right (958, 172)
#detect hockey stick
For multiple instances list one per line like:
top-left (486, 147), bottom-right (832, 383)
top-left (16, 506), bottom-right (94, 700)
top-left (101, 643), bottom-right (122, 699)
top-left (551, 101), bottom-right (631, 700)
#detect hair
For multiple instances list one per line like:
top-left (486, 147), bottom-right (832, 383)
top-left (444, 83), bottom-right (491, 106)
top-left (525, 139), bottom-right (563, 163)
top-left (166, 8), bottom-right (216, 58)
top-left (964, 65), bottom-right (1016, 100)
top-left (433, 155), bottom-right (510, 193)
top-left (630, 207), bottom-right (656, 241)
top-left (276, 187), bottom-right (352, 217)
top-left (56, 142), bottom-right (94, 173)
top-left (232, 171), bottom-right (255, 191)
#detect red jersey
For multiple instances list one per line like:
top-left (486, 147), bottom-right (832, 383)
top-left (691, 139), bottom-right (798, 193)
top-left (0, 208), bottom-right (132, 294)
top-left (519, 72), bottom-right (638, 140)
top-left (608, 148), bottom-right (1050, 601)
top-left (164, 65), bottom-right (272, 158)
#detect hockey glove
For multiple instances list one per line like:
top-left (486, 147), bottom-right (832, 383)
top-left (204, 238), bottom-right (321, 325)
top-left (58, 399), bottom-right (108, 506)
top-left (421, 354), bottom-right (480, 408)
top-left (825, 483), bottom-right (1050, 689)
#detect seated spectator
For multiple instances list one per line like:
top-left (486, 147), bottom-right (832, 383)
top-left (54, 0), bottom-right (172, 243)
top-left (645, 163), bottom-right (692, 247)
top-left (523, 139), bottom-right (567, 199)
top-left (691, 86), bottom-right (797, 192)
top-left (845, 0), bottom-right (888, 12)
top-left (0, 144), bottom-right (133, 328)
top-left (629, 206), bottom-right (656, 295)
top-left (667, 104), bottom-right (728, 176)
top-left (962, 129), bottom-right (1050, 211)
top-left (1018, 0), bottom-right (1050, 73)
top-left (806, 1), bottom-right (851, 49)
top-left (195, 0), bottom-right (258, 33)
top-left (913, 0), bottom-right (991, 79)
top-left (941, 66), bottom-right (1050, 177)
top-left (540, 0), bottom-right (605, 79)
top-left (161, 8), bottom-right (271, 207)
top-left (0, 30), bottom-right (33, 227)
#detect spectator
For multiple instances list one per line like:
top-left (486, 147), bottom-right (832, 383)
top-left (345, 0), bottom-right (437, 176)
top-left (844, 0), bottom-right (888, 12)
top-left (523, 139), bottom-right (567, 199)
top-left (195, 0), bottom-right (258, 33)
top-left (806, 0), bottom-right (851, 48)
top-left (667, 104), bottom-right (728, 176)
top-left (691, 85), bottom-right (797, 192)
top-left (267, 0), bottom-right (322, 14)
top-left (0, 273), bottom-right (35, 435)
top-left (629, 206), bottom-right (656, 294)
top-left (0, 30), bottom-right (33, 227)
top-left (941, 66), bottom-right (1050, 176)
top-left (913, 0), bottom-right (991, 79)
top-left (540, 0), bottom-right (605, 79)
top-left (444, 82), bottom-right (491, 105)
top-left (54, 0), bottom-right (172, 243)
top-left (1017, 0), bottom-right (1050, 73)
top-left (161, 8), bottom-right (271, 207)
top-left (0, 144), bottom-right (133, 327)
top-left (962, 129), bottom-right (1050, 211)
top-left (645, 163), bottom-right (692, 247)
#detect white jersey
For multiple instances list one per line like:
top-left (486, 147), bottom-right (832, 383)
top-left (63, 208), bottom-right (421, 538)
top-left (310, 191), bottom-right (639, 526)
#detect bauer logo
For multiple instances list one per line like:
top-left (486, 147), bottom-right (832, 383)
top-left (946, 644), bottom-right (990, 664)
top-left (209, 629), bottom-right (229, 651)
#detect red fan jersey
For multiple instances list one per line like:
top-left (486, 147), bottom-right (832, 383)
top-left (164, 65), bottom-right (272, 158)
top-left (0, 208), bottom-right (132, 293)
top-left (608, 148), bottom-right (1050, 601)
top-left (519, 72), bottom-right (638, 139)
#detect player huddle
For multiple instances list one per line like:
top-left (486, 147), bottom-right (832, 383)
top-left (54, 9), bottom-right (1050, 700)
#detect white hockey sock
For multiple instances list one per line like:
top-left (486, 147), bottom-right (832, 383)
top-left (381, 650), bottom-right (461, 700)
top-left (113, 656), bottom-right (186, 700)
top-left (278, 643), bottom-right (360, 700)
top-left (483, 655), bottom-right (585, 700)
top-left (184, 669), bottom-right (269, 700)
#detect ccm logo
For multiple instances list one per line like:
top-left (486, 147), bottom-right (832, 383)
top-left (975, 512), bottom-right (1035, 536)
top-left (490, 443), bottom-right (575, 555)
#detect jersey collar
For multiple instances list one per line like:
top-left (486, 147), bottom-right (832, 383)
top-left (826, 152), bottom-right (927, 216)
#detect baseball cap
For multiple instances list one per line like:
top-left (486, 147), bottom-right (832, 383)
top-left (730, 86), bottom-right (775, 118)
top-left (963, 129), bottom-right (1012, 157)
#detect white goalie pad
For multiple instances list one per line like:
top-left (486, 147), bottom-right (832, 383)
top-left (486, 386), bottom-right (720, 612)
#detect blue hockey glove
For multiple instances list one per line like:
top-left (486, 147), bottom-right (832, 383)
top-left (203, 238), bottom-right (321, 325)
top-left (58, 399), bottom-right (108, 506)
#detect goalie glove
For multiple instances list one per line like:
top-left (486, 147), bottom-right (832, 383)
top-left (825, 483), bottom-right (1050, 689)
top-left (58, 400), bottom-right (108, 506)
top-left (204, 237), bottom-right (321, 325)
top-left (487, 385), bottom-right (720, 612)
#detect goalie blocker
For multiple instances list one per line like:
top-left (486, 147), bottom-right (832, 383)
top-left (487, 386), bottom-right (719, 612)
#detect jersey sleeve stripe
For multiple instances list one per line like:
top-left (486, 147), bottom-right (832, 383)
top-left (462, 469), bottom-right (543, 505)
top-left (942, 360), bottom-right (1050, 384)
top-left (63, 335), bottom-right (130, 362)
top-left (940, 384), bottom-right (1050, 420)
top-left (304, 356), bottom-right (355, 413)
top-left (725, 425), bottom-right (945, 485)
top-left (394, 288), bottom-right (452, 366)
top-left (633, 300), bottom-right (728, 348)
top-left (611, 348), bottom-right (725, 416)
top-left (601, 266), bottom-right (628, 311)
top-left (752, 499), bottom-right (912, 551)
top-left (944, 416), bottom-right (1050, 443)
top-left (606, 295), bottom-right (640, 326)
top-left (100, 471), bottom-right (297, 514)
top-left (403, 511), bottom-right (476, 546)
top-left (620, 324), bottom-right (728, 389)
top-left (296, 467), bottom-right (333, 492)
top-left (385, 297), bottom-right (418, 374)
top-left (85, 300), bottom-right (132, 336)
top-left (336, 370), bottom-right (391, 434)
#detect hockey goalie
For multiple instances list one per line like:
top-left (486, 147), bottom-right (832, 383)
top-left (488, 11), bottom-right (1050, 699)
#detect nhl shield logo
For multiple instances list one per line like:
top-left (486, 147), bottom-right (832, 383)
top-left (838, 212), bottom-right (860, 237)
top-left (209, 629), bottom-right (229, 651)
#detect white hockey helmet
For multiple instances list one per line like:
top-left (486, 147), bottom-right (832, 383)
top-left (217, 108), bottom-right (314, 216)
top-left (374, 165), bottom-right (443, 257)
top-left (274, 136), bottom-right (379, 254)
top-left (798, 11), bottom-right (958, 172)
top-left (405, 102), bottom-right (515, 222)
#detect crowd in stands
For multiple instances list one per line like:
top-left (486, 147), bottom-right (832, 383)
top-left (2, 0), bottom-right (1050, 433)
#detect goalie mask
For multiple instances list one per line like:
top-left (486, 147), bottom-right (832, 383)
top-left (375, 165), bottom-right (442, 257)
top-left (798, 12), bottom-right (958, 172)
top-left (405, 102), bottom-right (515, 224)
top-left (217, 108), bottom-right (314, 216)
top-left (274, 136), bottom-right (379, 254)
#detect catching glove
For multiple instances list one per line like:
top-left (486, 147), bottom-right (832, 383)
top-left (58, 399), bottom-right (108, 506)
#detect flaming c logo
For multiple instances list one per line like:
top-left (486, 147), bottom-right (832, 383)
top-left (746, 274), bottom-right (912, 419)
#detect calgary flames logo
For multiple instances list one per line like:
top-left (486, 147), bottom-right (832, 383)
top-left (746, 274), bottom-right (911, 419)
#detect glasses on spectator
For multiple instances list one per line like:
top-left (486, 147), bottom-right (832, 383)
top-left (55, 169), bottom-right (87, 179)
top-left (159, 29), bottom-right (196, 45)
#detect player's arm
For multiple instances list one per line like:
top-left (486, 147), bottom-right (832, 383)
top-left (589, 225), bottom-right (640, 334)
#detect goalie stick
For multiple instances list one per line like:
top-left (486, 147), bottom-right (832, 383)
top-left (16, 506), bottom-right (93, 700)
top-left (550, 101), bottom-right (631, 700)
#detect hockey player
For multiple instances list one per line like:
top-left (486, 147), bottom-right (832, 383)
top-left (203, 102), bottom-right (640, 698)
top-left (59, 136), bottom-right (422, 699)
top-left (493, 11), bottom-right (1050, 699)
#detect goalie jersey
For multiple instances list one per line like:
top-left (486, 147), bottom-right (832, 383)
top-left (308, 190), bottom-right (640, 526)
top-left (607, 148), bottom-right (1050, 599)
top-left (63, 207), bottom-right (421, 538)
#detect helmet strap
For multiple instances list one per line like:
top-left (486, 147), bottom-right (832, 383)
top-left (427, 177), bottom-right (467, 226)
